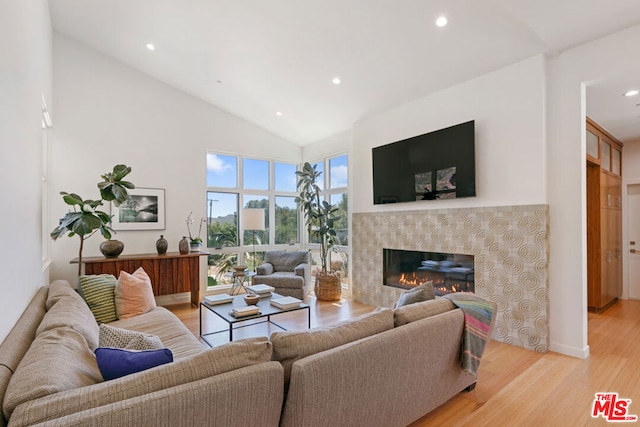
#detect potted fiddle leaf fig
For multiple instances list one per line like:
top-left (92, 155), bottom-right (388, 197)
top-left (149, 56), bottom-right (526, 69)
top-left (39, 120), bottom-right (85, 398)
top-left (295, 162), bottom-right (342, 301)
top-left (51, 164), bottom-right (135, 276)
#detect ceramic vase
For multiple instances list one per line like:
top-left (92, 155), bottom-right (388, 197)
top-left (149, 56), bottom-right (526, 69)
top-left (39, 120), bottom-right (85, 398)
top-left (156, 235), bottom-right (168, 255)
top-left (190, 242), bottom-right (202, 252)
top-left (178, 236), bottom-right (189, 255)
top-left (100, 239), bottom-right (124, 258)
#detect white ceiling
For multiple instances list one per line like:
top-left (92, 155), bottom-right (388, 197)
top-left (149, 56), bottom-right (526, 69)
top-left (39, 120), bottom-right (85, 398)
top-left (49, 0), bottom-right (640, 145)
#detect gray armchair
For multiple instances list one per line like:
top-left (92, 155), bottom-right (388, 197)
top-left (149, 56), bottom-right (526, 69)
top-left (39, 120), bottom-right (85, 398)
top-left (252, 251), bottom-right (310, 299)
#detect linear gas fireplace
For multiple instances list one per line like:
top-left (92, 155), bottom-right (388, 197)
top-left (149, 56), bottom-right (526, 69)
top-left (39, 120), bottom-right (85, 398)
top-left (383, 249), bottom-right (474, 295)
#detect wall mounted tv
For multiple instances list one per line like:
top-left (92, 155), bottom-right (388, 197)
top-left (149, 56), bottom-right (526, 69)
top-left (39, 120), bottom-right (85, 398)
top-left (372, 120), bottom-right (475, 205)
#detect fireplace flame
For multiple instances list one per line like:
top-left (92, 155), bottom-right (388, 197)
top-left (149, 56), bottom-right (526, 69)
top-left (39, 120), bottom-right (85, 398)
top-left (399, 273), bottom-right (420, 286)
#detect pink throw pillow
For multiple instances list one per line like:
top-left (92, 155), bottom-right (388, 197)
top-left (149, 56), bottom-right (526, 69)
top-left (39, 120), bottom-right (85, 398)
top-left (114, 267), bottom-right (157, 319)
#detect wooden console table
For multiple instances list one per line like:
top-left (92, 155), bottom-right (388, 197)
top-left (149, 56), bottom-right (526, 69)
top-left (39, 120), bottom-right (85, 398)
top-left (71, 251), bottom-right (209, 307)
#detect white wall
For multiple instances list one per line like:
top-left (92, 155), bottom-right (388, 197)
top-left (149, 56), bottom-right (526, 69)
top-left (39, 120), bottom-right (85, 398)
top-left (622, 139), bottom-right (640, 178)
top-left (302, 130), bottom-right (352, 163)
top-left (622, 139), bottom-right (640, 301)
top-left (0, 0), bottom-right (52, 343)
top-left (351, 55), bottom-right (547, 213)
top-left (49, 35), bottom-right (302, 297)
top-left (547, 23), bottom-right (640, 358)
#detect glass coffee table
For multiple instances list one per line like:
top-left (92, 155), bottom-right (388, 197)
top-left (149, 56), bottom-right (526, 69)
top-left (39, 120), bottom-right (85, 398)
top-left (199, 293), bottom-right (310, 346)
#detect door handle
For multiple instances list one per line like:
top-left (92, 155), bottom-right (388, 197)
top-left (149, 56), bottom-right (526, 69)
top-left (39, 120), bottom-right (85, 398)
top-left (631, 249), bottom-right (637, 254)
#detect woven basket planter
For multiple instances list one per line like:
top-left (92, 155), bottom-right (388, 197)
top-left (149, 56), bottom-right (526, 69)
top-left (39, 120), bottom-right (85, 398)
top-left (315, 273), bottom-right (341, 301)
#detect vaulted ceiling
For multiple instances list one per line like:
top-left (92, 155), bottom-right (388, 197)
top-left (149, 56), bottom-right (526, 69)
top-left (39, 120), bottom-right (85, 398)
top-left (49, 0), bottom-right (640, 145)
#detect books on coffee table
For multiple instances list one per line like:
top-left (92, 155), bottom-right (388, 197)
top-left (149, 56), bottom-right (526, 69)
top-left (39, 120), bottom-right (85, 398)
top-left (246, 284), bottom-right (275, 295)
top-left (270, 296), bottom-right (302, 310)
top-left (204, 293), bottom-right (233, 305)
top-left (231, 306), bottom-right (260, 317)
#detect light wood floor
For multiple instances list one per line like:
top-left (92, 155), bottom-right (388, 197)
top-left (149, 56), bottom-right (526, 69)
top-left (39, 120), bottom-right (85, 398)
top-left (167, 297), bottom-right (640, 427)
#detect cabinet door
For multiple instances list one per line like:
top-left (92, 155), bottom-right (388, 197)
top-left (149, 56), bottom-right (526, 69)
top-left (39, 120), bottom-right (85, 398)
top-left (586, 129), bottom-right (599, 160)
top-left (600, 208), bottom-right (622, 307)
top-left (600, 209), bottom-right (614, 307)
top-left (607, 173), bottom-right (622, 209)
top-left (601, 141), bottom-right (611, 172)
top-left (613, 209), bottom-right (622, 297)
top-left (612, 147), bottom-right (621, 176)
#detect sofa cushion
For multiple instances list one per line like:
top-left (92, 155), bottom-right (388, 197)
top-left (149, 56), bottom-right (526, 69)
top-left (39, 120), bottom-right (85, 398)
top-left (395, 281), bottom-right (435, 308)
top-left (2, 328), bottom-right (103, 420)
top-left (394, 298), bottom-right (456, 327)
top-left (78, 274), bottom-right (118, 324)
top-left (109, 307), bottom-right (204, 360)
top-left (99, 324), bottom-right (163, 350)
top-left (270, 307), bottom-right (394, 386)
top-left (7, 337), bottom-right (273, 427)
top-left (37, 284), bottom-right (100, 351)
top-left (115, 267), bottom-right (157, 319)
top-left (95, 348), bottom-right (173, 381)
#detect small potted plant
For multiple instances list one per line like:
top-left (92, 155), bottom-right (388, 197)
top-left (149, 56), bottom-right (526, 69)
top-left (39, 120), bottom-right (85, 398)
top-left (187, 212), bottom-right (206, 252)
top-left (295, 162), bottom-right (342, 300)
top-left (51, 164), bottom-right (134, 276)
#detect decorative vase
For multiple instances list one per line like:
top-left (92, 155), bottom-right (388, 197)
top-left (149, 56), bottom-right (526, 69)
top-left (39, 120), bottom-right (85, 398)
top-left (190, 242), bottom-right (202, 252)
top-left (156, 235), bottom-right (168, 255)
top-left (178, 236), bottom-right (189, 255)
top-left (315, 272), bottom-right (341, 301)
top-left (99, 239), bottom-right (124, 258)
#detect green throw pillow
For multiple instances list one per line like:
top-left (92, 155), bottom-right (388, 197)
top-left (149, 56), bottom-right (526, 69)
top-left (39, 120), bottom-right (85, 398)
top-left (78, 274), bottom-right (118, 324)
top-left (395, 281), bottom-right (435, 308)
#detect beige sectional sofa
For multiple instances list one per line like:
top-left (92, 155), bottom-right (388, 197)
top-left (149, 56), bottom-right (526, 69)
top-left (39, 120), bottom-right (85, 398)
top-left (0, 281), bottom-right (283, 427)
top-left (0, 281), bottom-right (494, 427)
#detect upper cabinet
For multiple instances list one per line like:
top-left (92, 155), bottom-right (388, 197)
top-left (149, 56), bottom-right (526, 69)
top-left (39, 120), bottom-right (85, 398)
top-left (587, 129), bottom-right (599, 159)
top-left (587, 117), bottom-right (623, 177)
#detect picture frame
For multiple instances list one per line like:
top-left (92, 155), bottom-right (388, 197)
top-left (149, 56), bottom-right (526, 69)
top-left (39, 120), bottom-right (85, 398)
top-left (111, 187), bottom-right (166, 230)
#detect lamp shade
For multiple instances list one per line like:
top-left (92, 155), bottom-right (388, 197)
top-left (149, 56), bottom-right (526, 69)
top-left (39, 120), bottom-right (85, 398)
top-left (242, 208), bottom-right (265, 231)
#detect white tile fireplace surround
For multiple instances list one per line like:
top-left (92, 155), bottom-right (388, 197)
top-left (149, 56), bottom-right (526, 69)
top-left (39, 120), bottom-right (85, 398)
top-left (352, 205), bottom-right (549, 353)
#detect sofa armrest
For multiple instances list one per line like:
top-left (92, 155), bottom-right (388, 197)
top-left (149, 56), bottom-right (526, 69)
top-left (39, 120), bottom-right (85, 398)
top-left (31, 363), bottom-right (284, 427)
top-left (256, 263), bottom-right (274, 275)
top-left (293, 263), bottom-right (308, 278)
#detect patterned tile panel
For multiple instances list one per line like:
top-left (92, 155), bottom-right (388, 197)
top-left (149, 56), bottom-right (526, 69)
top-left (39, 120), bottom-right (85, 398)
top-left (352, 204), bottom-right (549, 353)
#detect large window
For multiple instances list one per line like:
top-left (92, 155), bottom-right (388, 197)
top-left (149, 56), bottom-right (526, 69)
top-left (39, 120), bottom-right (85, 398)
top-left (206, 153), bottom-right (299, 286)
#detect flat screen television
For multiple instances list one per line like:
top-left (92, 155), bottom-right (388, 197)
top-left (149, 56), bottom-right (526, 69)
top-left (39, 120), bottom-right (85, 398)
top-left (372, 120), bottom-right (475, 204)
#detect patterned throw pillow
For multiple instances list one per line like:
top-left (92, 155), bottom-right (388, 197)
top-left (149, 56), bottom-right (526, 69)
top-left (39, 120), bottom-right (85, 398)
top-left (98, 323), bottom-right (164, 351)
top-left (78, 274), bottom-right (118, 324)
top-left (114, 267), bottom-right (157, 319)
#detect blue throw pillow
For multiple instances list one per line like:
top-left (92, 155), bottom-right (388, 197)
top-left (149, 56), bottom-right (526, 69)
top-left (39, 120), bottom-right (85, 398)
top-left (95, 347), bottom-right (173, 380)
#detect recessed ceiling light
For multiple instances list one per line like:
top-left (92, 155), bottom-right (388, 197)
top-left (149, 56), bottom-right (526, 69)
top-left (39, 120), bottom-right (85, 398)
top-left (624, 89), bottom-right (639, 97)
top-left (435, 16), bottom-right (448, 27)
top-left (276, 111), bottom-right (283, 117)
top-left (332, 77), bottom-right (341, 85)
top-left (146, 43), bottom-right (155, 51)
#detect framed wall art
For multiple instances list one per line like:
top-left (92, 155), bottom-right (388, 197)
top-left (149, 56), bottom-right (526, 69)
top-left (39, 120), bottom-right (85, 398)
top-left (111, 187), bottom-right (166, 230)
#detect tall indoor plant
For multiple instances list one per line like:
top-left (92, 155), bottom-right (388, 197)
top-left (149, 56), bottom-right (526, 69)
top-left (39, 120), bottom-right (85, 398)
top-left (51, 164), bottom-right (135, 276)
top-left (295, 162), bottom-right (342, 300)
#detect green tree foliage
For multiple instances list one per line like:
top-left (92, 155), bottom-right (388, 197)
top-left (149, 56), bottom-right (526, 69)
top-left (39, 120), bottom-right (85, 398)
top-left (334, 193), bottom-right (348, 245)
top-left (275, 204), bottom-right (297, 244)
